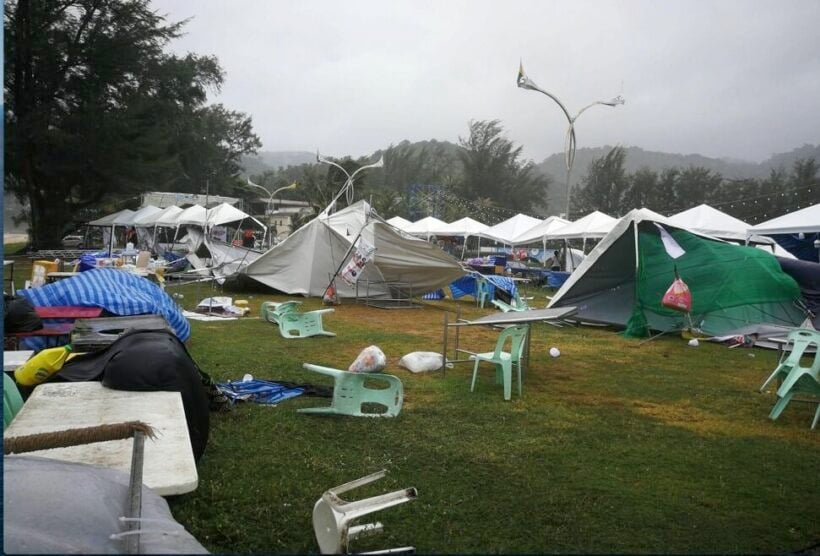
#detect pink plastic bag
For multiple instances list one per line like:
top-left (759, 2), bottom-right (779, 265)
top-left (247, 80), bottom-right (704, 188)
top-left (661, 269), bottom-right (692, 313)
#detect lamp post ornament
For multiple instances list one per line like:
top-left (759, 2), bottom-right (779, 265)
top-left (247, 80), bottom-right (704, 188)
top-left (517, 60), bottom-right (624, 219)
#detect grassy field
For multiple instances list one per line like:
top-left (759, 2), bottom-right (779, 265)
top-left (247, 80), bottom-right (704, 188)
top-left (4, 253), bottom-right (819, 553)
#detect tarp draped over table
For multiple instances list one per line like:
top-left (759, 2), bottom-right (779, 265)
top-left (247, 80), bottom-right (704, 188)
top-left (18, 268), bottom-right (191, 341)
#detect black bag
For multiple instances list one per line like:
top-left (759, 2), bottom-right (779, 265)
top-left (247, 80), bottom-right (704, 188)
top-left (4, 295), bottom-right (43, 333)
top-left (59, 329), bottom-right (211, 461)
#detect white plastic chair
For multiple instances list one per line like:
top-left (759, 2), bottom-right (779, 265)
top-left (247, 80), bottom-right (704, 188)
top-left (312, 469), bottom-right (417, 554)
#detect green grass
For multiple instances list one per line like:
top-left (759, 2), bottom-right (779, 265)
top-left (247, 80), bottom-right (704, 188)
top-left (167, 286), bottom-right (820, 554)
top-left (4, 257), bottom-right (818, 552)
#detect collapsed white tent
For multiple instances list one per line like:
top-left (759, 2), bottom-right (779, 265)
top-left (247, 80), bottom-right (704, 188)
top-left (385, 216), bottom-right (412, 231)
top-left (479, 213), bottom-right (543, 245)
top-left (549, 211), bottom-right (617, 241)
top-left (748, 203), bottom-right (820, 236)
top-left (206, 202), bottom-right (265, 230)
top-left (243, 200), bottom-right (465, 298)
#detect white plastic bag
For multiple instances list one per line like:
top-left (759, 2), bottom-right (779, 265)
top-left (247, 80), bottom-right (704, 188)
top-left (398, 351), bottom-right (446, 373)
top-left (348, 345), bottom-right (387, 373)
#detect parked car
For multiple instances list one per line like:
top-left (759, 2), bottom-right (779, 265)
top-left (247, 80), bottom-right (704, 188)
top-left (61, 234), bottom-right (84, 248)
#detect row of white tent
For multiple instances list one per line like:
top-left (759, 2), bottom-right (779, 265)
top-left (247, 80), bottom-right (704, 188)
top-left (387, 202), bottom-right (820, 251)
top-left (88, 202), bottom-right (266, 231)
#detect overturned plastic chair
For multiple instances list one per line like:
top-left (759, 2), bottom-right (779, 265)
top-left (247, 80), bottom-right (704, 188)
top-left (312, 469), bottom-right (417, 554)
top-left (299, 364), bottom-right (403, 417)
top-left (278, 309), bottom-right (336, 339)
top-left (261, 300), bottom-right (302, 325)
top-left (469, 324), bottom-right (529, 401)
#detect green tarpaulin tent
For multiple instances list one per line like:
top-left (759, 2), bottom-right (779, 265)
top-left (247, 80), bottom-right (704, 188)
top-left (548, 209), bottom-right (806, 337)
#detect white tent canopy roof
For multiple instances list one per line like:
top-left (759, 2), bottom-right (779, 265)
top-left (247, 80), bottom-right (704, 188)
top-left (511, 216), bottom-right (571, 245)
top-left (175, 204), bottom-right (207, 227)
top-left (668, 204), bottom-right (772, 244)
top-left (549, 211), bottom-right (617, 241)
top-left (385, 216), bottom-right (413, 231)
top-left (446, 217), bottom-right (489, 237)
top-left (206, 202), bottom-right (266, 230)
top-left (747, 203), bottom-right (820, 235)
top-left (479, 213), bottom-right (543, 244)
top-left (146, 205), bottom-right (184, 227)
top-left (88, 208), bottom-right (135, 227)
top-left (123, 205), bottom-right (163, 227)
top-left (404, 216), bottom-right (450, 236)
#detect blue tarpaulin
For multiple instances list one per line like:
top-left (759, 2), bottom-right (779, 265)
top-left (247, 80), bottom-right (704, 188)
top-left (216, 379), bottom-right (305, 405)
top-left (448, 274), bottom-right (517, 300)
top-left (18, 268), bottom-right (190, 343)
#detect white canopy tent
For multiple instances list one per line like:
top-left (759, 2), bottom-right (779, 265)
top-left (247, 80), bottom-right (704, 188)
top-left (385, 216), bottom-right (413, 231)
top-left (122, 205), bottom-right (162, 227)
top-left (446, 217), bottom-right (489, 237)
top-left (134, 205), bottom-right (183, 228)
top-left (404, 216), bottom-right (450, 239)
top-left (206, 202), bottom-right (265, 230)
top-left (479, 213), bottom-right (543, 245)
top-left (87, 208), bottom-right (135, 254)
top-left (669, 204), bottom-right (793, 258)
top-left (510, 216), bottom-right (571, 246)
top-left (549, 211), bottom-right (617, 241)
top-left (174, 204), bottom-right (208, 227)
top-left (748, 203), bottom-right (820, 236)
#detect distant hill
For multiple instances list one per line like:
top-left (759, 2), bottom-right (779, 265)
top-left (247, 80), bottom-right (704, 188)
top-left (535, 144), bottom-right (820, 209)
top-left (239, 150), bottom-right (316, 177)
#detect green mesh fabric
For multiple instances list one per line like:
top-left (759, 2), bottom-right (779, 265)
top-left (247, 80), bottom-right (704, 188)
top-left (623, 302), bottom-right (650, 338)
top-left (624, 223), bottom-right (804, 337)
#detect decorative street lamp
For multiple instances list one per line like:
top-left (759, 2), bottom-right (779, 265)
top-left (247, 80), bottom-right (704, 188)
top-left (245, 179), bottom-right (298, 246)
top-left (317, 153), bottom-right (384, 216)
top-left (517, 60), bottom-right (624, 219)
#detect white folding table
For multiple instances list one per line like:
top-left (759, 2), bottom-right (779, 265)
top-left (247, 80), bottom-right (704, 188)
top-left (4, 381), bottom-right (198, 496)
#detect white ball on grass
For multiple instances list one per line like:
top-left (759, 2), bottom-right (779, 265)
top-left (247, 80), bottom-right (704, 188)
top-left (549, 347), bottom-right (560, 358)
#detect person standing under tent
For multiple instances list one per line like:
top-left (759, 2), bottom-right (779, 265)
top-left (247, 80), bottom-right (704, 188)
top-left (242, 228), bottom-right (255, 248)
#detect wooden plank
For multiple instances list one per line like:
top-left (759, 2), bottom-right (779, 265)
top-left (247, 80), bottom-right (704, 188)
top-left (35, 306), bottom-right (104, 319)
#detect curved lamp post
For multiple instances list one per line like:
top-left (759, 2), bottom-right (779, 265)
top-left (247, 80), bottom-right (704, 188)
top-left (317, 153), bottom-right (384, 216)
top-left (517, 61), bottom-right (624, 218)
top-left (245, 179), bottom-right (298, 246)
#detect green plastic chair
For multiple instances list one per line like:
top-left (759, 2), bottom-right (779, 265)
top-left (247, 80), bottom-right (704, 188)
top-left (475, 276), bottom-right (492, 308)
top-left (491, 292), bottom-right (531, 313)
top-left (760, 328), bottom-right (820, 393)
top-left (4, 373), bottom-right (24, 430)
top-left (762, 329), bottom-right (820, 429)
top-left (469, 324), bottom-right (529, 400)
top-left (299, 363), bottom-right (403, 417)
top-left (261, 300), bottom-right (302, 324)
top-left (278, 309), bottom-right (336, 339)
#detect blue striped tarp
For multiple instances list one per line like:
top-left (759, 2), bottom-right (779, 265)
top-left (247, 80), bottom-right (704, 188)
top-left (18, 268), bottom-right (190, 341)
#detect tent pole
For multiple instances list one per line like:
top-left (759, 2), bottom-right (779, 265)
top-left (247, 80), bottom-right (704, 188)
top-left (322, 224), bottom-right (368, 301)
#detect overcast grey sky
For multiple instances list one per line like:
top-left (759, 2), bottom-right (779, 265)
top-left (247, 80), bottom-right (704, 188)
top-left (153, 0), bottom-right (820, 163)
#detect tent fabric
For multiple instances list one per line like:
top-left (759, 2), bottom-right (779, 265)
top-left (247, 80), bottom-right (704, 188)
top-left (480, 213), bottom-right (543, 244)
top-left (404, 216), bottom-right (450, 237)
top-left (748, 203), bottom-right (820, 236)
top-left (511, 215), bottom-right (571, 245)
top-left (175, 204), bottom-right (207, 227)
top-left (148, 205), bottom-right (185, 227)
top-left (446, 217), bottom-right (489, 237)
top-left (122, 205), bottom-right (163, 226)
top-left (776, 257), bottom-right (820, 328)
top-left (385, 216), bottom-right (413, 231)
top-left (206, 202), bottom-right (266, 231)
top-left (668, 203), bottom-right (774, 245)
top-left (548, 209), bottom-right (806, 337)
top-left (18, 268), bottom-right (190, 341)
top-left (547, 211), bottom-right (617, 241)
top-left (87, 208), bottom-right (135, 227)
top-left (243, 200), bottom-right (465, 298)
